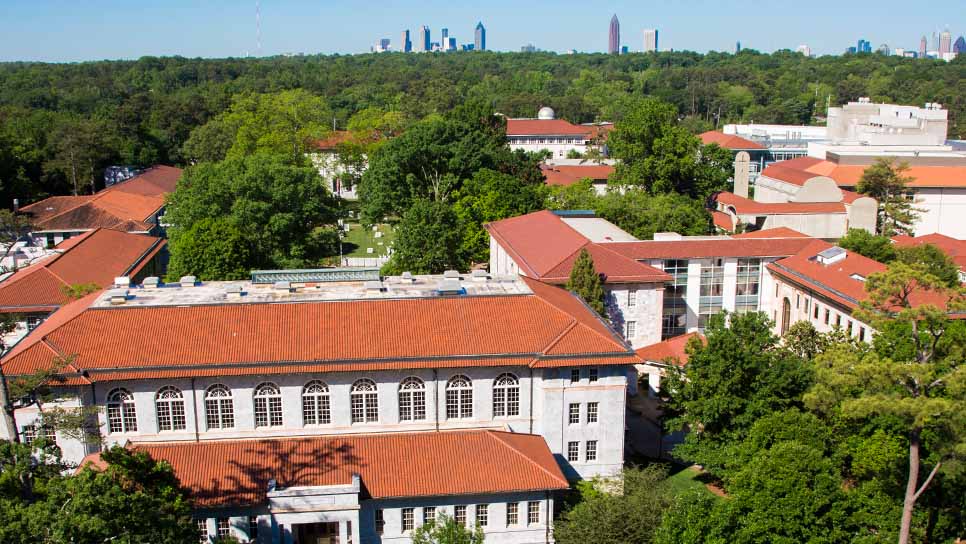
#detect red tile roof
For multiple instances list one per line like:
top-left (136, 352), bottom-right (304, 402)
top-left (310, 130), bottom-right (354, 151)
top-left (21, 166), bottom-right (181, 232)
top-left (699, 131), bottom-right (766, 150)
top-left (1, 275), bottom-right (638, 380)
top-left (81, 430), bottom-right (569, 508)
top-left (605, 237), bottom-right (815, 260)
top-left (761, 157), bottom-right (966, 189)
top-left (506, 119), bottom-right (592, 137)
top-left (0, 229), bottom-right (165, 314)
top-left (731, 227), bottom-right (809, 239)
top-left (541, 164), bottom-right (614, 186)
top-left (714, 191), bottom-right (846, 214)
top-left (711, 210), bottom-right (734, 231)
top-left (635, 332), bottom-right (705, 367)
top-left (484, 211), bottom-right (671, 284)
top-left (892, 233), bottom-right (966, 272)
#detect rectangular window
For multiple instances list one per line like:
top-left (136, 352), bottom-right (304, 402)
top-left (568, 403), bottom-right (580, 425)
top-left (506, 502), bottom-right (519, 526)
top-left (586, 440), bottom-right (598, 461)
top-left (836, 314), bottom-right (842, 327)
top-left (796, 294), bottom-right (800, 309)
top-left (217, 518), bottom-right (231, 538)
top-left (824, 308), bottom-right (830, 325)
top-left (814, 304), bottom-right (820, 319)
top-left (587, 402), bottom-right (599, 423)
top-left (567, 441), bottom-right (580, 462)
top-left (527, 501), bottom-right (540, 525)
top-left (402, 507), bottom-right (414, 532)
top-left (805, 299), bottom-right (810, 314)
top-left (196, 519), bottom-right (208, 543)
top-left (21, 424), bottom-right (55, 444)
top-left (662, 260), bottom-right (688, 339)
top-left (627, 290), bottom-right (637, 307)
top-left (735, 258), bottom-right (761, 313)
top-left (625, 320), bottom-right (637, 339)
top-left (455, 505), bottom-right (467, 526)
top-left (375, 510), bottom-right (385, 535)
top-left (846, 320), bottom-right (853, 334)
top-left (423, 506), bottom-right (436, 525)
top-left (476, 504), bottom-right (488, 527)
top-left (248, 516), bottom-right (258, 541)
top-left (588, 367), bottom-right (598, 382)
top-left (570, 368), bottom-right (580, 383)
top-left (859, 327), bottom-right (866, 342)
top-left (699, 259), bottom-right (725, 331)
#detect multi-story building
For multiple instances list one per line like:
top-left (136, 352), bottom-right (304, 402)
top-left (505, 107), bottom-right (612, 160)
top-left (608, 15), bottom-right (620, 54)
top-left (939, 30), bottom-right (952, 55)
top-left (400, 29), bottom-right (412, 52)
top-left (2, 271), bottom-right (636, 543)
top-left (308, 131), bottom-right (363, 199)
top-left (419, 26), bottom-right (431, 52)
top-left (19, 165), bottom-right (181, 247)
top-left (475, 22), bottom-right (486, 51)
top-left (642, 29), bottom-right (658, 52)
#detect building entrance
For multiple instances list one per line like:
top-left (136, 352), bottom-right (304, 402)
top-left (294, 522), bottom-right (340, 544)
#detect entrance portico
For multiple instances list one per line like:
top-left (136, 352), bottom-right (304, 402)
top-left (269, 477), bottom-right (361, 544)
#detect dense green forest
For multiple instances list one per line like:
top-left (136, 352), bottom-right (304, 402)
top-left (0, 50), bottom-right (963, 206)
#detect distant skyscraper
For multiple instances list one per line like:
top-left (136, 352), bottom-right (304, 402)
top-left (797, 44), bottom-right (811, 57)
top-left (735, 41), bottom-right (741, 54)
top-left (401, 29), bottom-right (412, 53)
top-left (447, 37), bottom-right (457, 51)
top-left (939, 30), bottom-right (952, 55)
top-left (856, 39), bottom-right (871, 53)
top-left (643, 29), bottom-right (658, 52)
top-left (475, 22), bottom-right (486, 51)
top-left (954, 36), bottom-right (966, 54)
top-left (608, 15), bottom-right (620, 54)
top-left (419, 25), bottom-right (431, 52)
top-left (920, 35), bottom-right (928, 57)
top-left (441, 28), bottom-right (448, 44)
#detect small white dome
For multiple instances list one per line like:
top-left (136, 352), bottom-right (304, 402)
top-left (537, 106), bottom-right (555, 120)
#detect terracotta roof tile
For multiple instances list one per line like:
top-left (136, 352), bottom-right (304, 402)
top-left (711, 210), bottom-right (734, 231)
top-left (635, 332), bottom-right (705, 367)
top-left (605, 237), bottom-right (815, 260)
top-left (731, 227), bottom-right (809, 239)
top-left (714, 191), bottom-right (846, 214)
top-left (541, 165), bottom-right (614, 187)
top-left (699, 131), bottom-right (767, 150)
top-left (892, 233), bottom-right (966, 271)
top-left (761, 157), bottom-right (966, 189)
top-left (506, 119), bottom-right (592, 136)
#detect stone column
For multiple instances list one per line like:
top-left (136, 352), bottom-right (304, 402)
top-left (734, 151), bottom-right (751, 198)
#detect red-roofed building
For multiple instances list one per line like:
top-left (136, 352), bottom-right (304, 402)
top-left (635, 332), bottom-right (705, 397)
top-left (20, 166), bottom-right (181, 247)
top-left (308, 131), bottom-right (365, 199)
top-left (506, 107), bottom-right (612, 160)
top-left (699, 131), bottom-right (766, 151)
top-left (541, 164), bottom-right (614, 193)
top-left (0, 228), bottom-right (165, 350)
top-left (892, 233), bottom-right (966, 282)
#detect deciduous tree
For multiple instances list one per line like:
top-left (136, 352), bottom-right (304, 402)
top-left (566, 249), bottom-right (606, 316)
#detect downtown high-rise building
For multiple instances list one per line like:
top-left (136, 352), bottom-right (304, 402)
top-left (608, 14), bottom-right (620, 54)
top-left (939, 30), bottom-right (952, 55)
top-left (955, 36), bottom-right (966, 54)
top-left (856, 39), bottom-right (871, 53)
top-left (419, 25), bottom-right (431, 52)
top-left (475, 21), bottom-right (486, 51)
top-left (643, 28), bottom-right (659, 52)
top-left (920, 35), bottom-right (928, 57)
top-left (401, 29), bottom-right (412, 52)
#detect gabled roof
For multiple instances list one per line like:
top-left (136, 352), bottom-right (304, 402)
top-left (506, 119), bottom-right (592, 137)
top-left (310, 130), bottom-right (353, 151)
top-left (711, 210), bottom-right (734, 231)
top-left (699, 131), bottom-right (766, 150)
top-left (892, 233), bottom-right (966, 272)
top-left (0, 229), bottom-right (165, 314)
top-left (714, 191), bottom-right (846, 214)
top-left (731, 227), bottom-right (809, 239)
top-left (21, 166), bottom-right (181, 232)
top-left (484, 211), bottom-right (670, 284)
top-left (605, 237), bottom-right (815, 260)
top-left (1, 274), bottom-right (638, 381)
top-left (541, 164), bottom-right (614, 186)
top-left (635, 332), bottom-right (705, 367)
top-left (761, 156), bottom-right (966, 189)
top-left (81, 430), bottom-right (569, 508)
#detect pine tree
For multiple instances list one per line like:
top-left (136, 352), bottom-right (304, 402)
top-left (566, 249), bottom-right (607, 316)
top-left (857, 158), bottom-right (922, 236)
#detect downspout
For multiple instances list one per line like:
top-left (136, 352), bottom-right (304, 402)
top-left (89, 382), bottom-right (98, 453)
top-left (528, 367), bottom-right (534, 434)
top-left (191, 377), bottom-right (200, 442)
top-left (545, 490), bottom-right (551, 544)
top-left (433, 369), bottom-right (439, 432)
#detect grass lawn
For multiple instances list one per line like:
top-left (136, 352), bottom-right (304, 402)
top-left (664, 464), bottom-right (724, 498)
top-left (341, 223), bottom-right (396, 257)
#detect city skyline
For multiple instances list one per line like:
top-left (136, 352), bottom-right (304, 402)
top-left (0, 0), bottom-right (962, 62)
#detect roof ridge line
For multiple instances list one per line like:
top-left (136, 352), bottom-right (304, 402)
top-left (540, 320), bottom-right (579, 355)
top-left (26, 195), bottom-right (97, 227)
top-left (485, 430), bottom-right (569, 487)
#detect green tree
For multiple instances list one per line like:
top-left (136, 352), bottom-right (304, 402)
top-left (837, 228), bottom-right (897, 263)
top-left (44, 116), bottom-right (116, 195)
top-left (0, 210), bottom-right (33, 274)
top-left (895, 243), bottom-right (961, 288)
top-left (856, 159), bottom-right (921, 236)
top-left (165, 153), bottom-right (341, 279)
top-left (382, 199), bottom-right (466, 275)
top-left (411, 513), bottom-right (484, 544)
top-left (555, 466), bottom-right (673, 544)
top-left (566, 249), bottom-right (606, 316)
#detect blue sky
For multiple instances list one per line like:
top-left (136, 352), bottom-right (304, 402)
top-left (0, 0), bottom-right (962, 62)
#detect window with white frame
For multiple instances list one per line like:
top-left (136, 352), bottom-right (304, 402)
top-left (586, 440), bottom-right (598, 461)
top-left (423, 506), bottom-right (436, 525)
top-left (375, 509), bottom-right (385, 534)
top-left (302, 380), bottom-right (331, 425)
top-left (567, 441), bottom-right (579, 462)
top-left (699, 259), bottom-right (725, 331)
top-left (587, 402), bottom-right (599, 423)
top-left (350, 379), bottom-right (379, 423)
top-left (455, 505), bottom-right (467, 526)
top-left (476, 504), bottom-right (488, 527)
top-left (155, 386), bottom-right (186, 431)
top-left (248, 516), bottom-right (258, 540)
top-left (398, 377), bottom-right (426, 422)
top-left (506, 502), bottom-right (519, 525)
top-left (527, 501), bottom-right (540, 525)
top-left (625, 320), bottom-right (637, 339)
top-left (735, 258), bottom-right (761, 313)
top-left (662, 259), bottom-right (688, 339)
top-left (570, 368), bottom-right (580, 383)
top-left (628, 290), bottom-right (637, 307)
top-left (106, 388), bottom-right (137, 433)
top-left (253, 382), bottom-right (283, 427)
top-left (204, 385), bottom-right (234, 429)
top-left (21, 423), bottom-right (55, 444)
top-left (446, 375), bottom-right (473, 419)
top-left (402, 507), bottom-right (415, 532)
top-left (196, 519), bottom-right (209, 543)
top-left (492, 373), bottom-right (519, 417)
top-left (216, 518), bottom-right (230, 538)
top-left (588, 367), bottom-right (598, 382)
top-left (568, 403), bottom-right (580, 425)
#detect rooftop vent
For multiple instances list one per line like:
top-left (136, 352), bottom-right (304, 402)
top-left (142, 276), bottom-right (160, 289)
top-left (816, 246), bottom-right (847, 265)
top-left (850, 273), bottom-right (866, 282)
top-left (179, 275), bottom-right (197, 288)
top-left (107, 288), bottom-right (129, 305)
top-left (443, 270), bottom-right (461, 280)
top-left (273, 281), bottom-right (293, 293)
top-left (400, 271), bottom-right (416, 284)
top-left (437, 278), bottom-right (465, 296)
top-left (224, 284), bottom-right (245, 299)
top-left (653, 232), bottom-right (683, 241)
top-left (364, 280), bottom-right (385, 293)
top-left (113, 276), bottom-right (130, 288)
top-left (471, 269), bottom-right (490, 282)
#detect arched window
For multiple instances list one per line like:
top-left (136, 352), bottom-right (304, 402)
top-left (302, 380), bottom-right (331, 425)
top-left (106, 388), bottom-right (137, 433)
top-left (253, 382), bottom-right (283, 427)
top-left (350, 379), bottom-right (378, 423)
top-left (155, 386), bottom-right (186, 431)
top-left (493, 373), bottom-right (520, 417)
top-left (398, 377), bottom-right (426, 422)
top-left (446, 375), bottom-right (473, 419)
top-left (205, 385), bottom-right (234, 429)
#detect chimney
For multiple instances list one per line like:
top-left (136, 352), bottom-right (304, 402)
top-left (733, 151), bottom-right (751, 199)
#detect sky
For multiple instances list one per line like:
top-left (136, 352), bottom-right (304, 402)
top-left (0, 0), bottom-right (963, 62)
